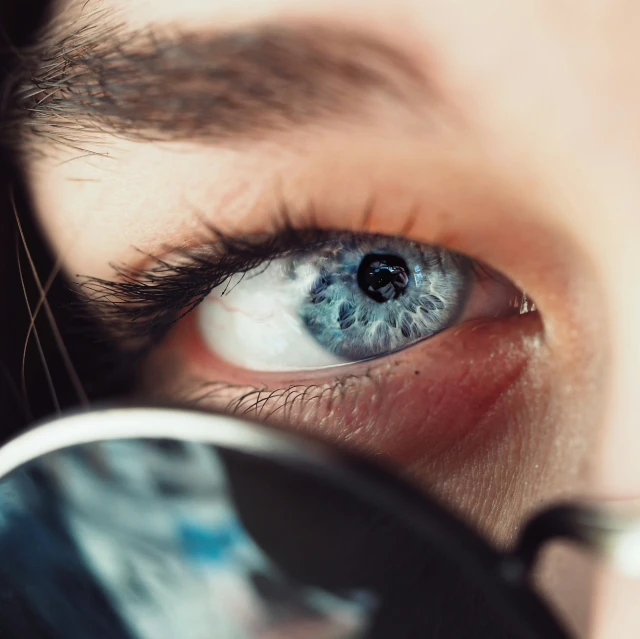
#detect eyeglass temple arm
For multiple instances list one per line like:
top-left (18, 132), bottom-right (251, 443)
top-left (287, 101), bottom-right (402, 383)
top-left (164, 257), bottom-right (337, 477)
top-left (510, 503), bottom-right (640, 579)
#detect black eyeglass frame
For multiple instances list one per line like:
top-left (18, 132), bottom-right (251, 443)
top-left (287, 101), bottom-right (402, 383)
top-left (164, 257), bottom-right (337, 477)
top-left (0, 406), bottom-right (580, 639)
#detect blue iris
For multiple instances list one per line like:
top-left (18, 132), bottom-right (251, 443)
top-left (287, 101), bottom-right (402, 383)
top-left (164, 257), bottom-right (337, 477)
top-left (295, 236), bottom-right (471, 361)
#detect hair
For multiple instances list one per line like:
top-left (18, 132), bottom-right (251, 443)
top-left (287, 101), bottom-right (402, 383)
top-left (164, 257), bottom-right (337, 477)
top-left (0, 1), bottom-right (49, 439)
top-left (0, 1), bottom-right (131, 442)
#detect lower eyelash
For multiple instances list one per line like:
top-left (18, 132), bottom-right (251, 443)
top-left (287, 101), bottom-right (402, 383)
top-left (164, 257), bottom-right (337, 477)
top-left (172, 373), bottom-right (376, 423)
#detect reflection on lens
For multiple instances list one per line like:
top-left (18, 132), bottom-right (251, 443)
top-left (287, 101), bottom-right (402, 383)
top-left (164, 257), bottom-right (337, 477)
top-left (0, 439), bottom-right (374, 639)
top-left (0, 409), bottom-right (571, 639)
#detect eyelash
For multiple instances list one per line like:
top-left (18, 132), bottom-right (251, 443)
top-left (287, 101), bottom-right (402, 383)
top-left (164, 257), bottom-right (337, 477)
top-left (180, 375), bottom-right (371, 421)
top-left (77, 215), bottom-right (487, 359)
top-left (79, 220), bottom-right (327, 347)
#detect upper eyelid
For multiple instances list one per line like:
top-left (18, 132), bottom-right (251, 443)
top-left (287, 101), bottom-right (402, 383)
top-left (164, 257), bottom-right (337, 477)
top-left (76, 219), bottom-right (487, 362)
top-left (75, 225), bottom-right (342, 345)
top-left (82, 225), bottom-right (340, 304)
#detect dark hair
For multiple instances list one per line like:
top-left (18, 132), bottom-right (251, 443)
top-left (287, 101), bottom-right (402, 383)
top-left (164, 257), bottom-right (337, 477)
top-left (0, 1), bottom-right (51, 439)
top-left (0, 1), bottom-right (130, 441)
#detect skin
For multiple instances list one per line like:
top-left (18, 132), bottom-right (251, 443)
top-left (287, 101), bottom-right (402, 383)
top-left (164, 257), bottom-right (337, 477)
top-left (20, 0), bottom-right (640, 636)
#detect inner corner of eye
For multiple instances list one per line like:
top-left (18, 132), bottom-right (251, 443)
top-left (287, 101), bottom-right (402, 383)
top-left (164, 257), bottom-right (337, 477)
top-left (193, 235), bottom-right (527, 373)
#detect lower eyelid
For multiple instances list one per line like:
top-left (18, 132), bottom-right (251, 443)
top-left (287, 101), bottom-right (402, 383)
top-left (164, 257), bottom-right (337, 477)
top-left (146, 309), bottom-right (544, 466)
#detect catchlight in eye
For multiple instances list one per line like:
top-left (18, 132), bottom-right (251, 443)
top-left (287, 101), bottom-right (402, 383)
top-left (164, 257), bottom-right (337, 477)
top-left (196, 233), bottom-right (520, 372)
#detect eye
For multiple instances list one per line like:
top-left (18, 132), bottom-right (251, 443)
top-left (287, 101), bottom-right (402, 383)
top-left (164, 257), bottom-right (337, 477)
top-left (197, 234), bottom-right (522, 372)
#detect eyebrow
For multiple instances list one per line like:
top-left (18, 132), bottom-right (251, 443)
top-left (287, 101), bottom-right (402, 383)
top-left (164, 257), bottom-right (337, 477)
top-left (6, 15), bottom-right (431, 149)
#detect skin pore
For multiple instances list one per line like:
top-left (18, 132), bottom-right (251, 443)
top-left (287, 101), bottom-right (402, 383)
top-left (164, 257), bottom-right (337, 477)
top-left (11, 0), bottom-right (640, 637)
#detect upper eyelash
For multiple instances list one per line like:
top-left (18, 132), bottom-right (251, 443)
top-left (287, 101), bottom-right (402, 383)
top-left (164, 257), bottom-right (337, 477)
top-left (76, 221), bottom-right (334, 351)
top-left (75, 217), bottom-right (485, 358)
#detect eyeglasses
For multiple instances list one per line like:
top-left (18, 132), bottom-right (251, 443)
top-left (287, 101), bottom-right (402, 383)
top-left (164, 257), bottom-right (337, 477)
top-left (0, 407), bottom-right (636, 639)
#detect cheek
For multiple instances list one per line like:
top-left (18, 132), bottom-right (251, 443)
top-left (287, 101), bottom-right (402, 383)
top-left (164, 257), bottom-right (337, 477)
top-left (140, 310), bottom-right (561, 538)
top-left (280, 313), bottom-right (545, 470)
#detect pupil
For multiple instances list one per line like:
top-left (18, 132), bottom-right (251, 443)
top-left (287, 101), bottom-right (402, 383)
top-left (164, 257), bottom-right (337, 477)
top-left (357, 253), bottom-right (410, 303)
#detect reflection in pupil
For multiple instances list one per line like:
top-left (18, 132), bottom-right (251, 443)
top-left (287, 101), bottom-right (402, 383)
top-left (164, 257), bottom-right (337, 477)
top-left (357, 254), bottom-right (410, 303)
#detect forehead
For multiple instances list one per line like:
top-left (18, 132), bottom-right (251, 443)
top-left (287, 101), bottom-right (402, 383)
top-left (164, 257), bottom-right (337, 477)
top-left (61, 0), bottom-right (607, 26)
top-left (52, 0), bottom-right (543, 54)
top-left (51, 0), bottom-right (631, 117)
top-left (25, 0), bottom-right (639, 282)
